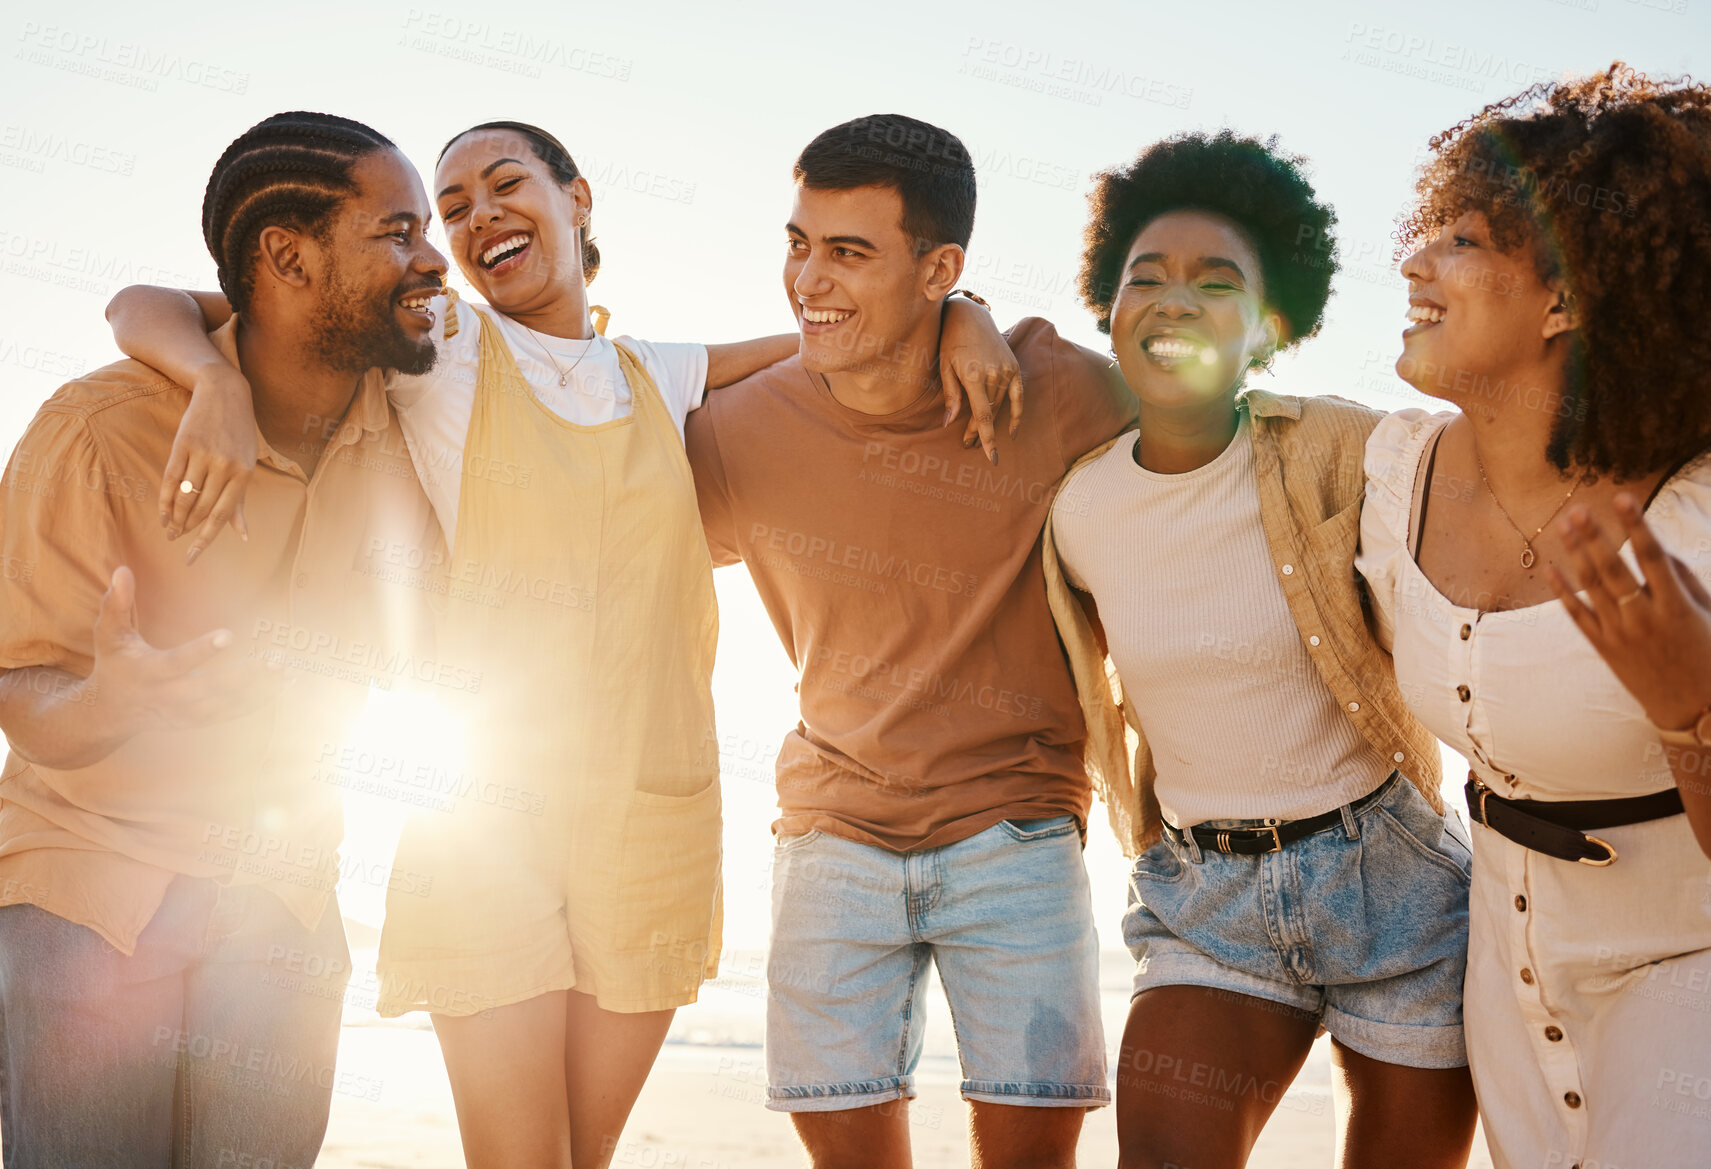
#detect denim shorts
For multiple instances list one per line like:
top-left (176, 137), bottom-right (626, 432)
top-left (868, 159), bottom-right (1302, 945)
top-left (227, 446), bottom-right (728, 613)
top-left (1124, 773), bottom-right (1471, 1069)
top-left (766, 816), bottom-right (1109, 1111)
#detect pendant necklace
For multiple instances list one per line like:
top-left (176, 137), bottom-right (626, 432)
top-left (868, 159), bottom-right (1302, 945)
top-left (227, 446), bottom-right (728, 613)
top-left (1473, 448), bottom-right (1586, 569)
top-left (520, 321), bottom-right (592, 387)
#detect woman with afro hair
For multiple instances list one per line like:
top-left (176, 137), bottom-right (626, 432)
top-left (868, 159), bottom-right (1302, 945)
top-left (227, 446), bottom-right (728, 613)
top-left (1043, 131), bottom-right (1478, 1166)
top-left (1357, 63), bottom-right (1711, 1165)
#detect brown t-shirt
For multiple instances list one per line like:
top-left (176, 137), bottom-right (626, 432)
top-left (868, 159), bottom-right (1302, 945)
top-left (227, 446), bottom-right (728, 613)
top-left (687, 317), bottom-right (1135, 851)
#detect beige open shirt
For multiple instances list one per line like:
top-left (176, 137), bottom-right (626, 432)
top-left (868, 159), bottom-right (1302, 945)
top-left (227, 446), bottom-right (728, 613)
top-left (1041, 389), bottom-right (1443, 856)
top-left (0, 319), bottom-right (439, 953)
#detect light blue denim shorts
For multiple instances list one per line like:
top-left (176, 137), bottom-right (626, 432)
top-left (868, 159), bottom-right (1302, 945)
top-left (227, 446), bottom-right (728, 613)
top-left (765, 815), bottom-right (1109, 1111)
top-left (1124, 773), bottom-right (1471, 1069)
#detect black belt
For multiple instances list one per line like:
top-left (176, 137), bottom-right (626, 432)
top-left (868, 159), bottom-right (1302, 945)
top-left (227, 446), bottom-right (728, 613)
top-left (1464, 774), bottom-right (1684, 867)
top-left (1162, 774), bottom-right (1397, 856)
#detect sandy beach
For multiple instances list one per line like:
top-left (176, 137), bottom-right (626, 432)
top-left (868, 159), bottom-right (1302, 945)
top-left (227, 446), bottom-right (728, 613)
top-left (318, 948), bottom-right (1498, 1168)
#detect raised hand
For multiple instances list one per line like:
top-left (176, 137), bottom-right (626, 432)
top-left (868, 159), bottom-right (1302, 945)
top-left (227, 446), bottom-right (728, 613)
top-left (1545, 495), bottom-right (1711, 733)
top-left (89, 566), bottom-right (284, 734)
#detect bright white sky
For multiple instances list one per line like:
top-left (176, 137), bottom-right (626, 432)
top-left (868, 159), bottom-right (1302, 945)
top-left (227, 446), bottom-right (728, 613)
top-left (1, 1), bottom-right (1703, 946)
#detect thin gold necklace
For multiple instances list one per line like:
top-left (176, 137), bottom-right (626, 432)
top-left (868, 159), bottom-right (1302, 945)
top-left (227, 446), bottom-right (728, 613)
top-left (1473, 449), bottom-right (1586, 569)
top-left (519, 321), bottom-right (592, 388)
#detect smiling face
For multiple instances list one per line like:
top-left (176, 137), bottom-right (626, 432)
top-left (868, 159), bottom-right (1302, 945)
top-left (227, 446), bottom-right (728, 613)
top-left (1396, 211), bottom-right (1569, 404)
top-left (307, 148), bottom-right (446, 376)
top-left (784, 183), bottom-right (960, 378)
top-left (1107, 209), bottom-right (1279, 411)
top-left (434, 129), bottom-right (591, 314)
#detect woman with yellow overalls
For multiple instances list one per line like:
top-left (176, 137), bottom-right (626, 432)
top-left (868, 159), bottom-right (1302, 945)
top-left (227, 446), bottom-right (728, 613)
top-left (106, 117), bottom-right (1019, 1168)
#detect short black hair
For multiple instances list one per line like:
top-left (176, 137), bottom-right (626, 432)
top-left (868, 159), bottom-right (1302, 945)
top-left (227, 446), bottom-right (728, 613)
top-left (439, 121), bottom-right (600, 285)
top-left (1079, 130), bottom-right (1338, 343)
top-left (794, 114), bottom-right (976, 254)
top-left (202, 111), bottom-right (397, 313)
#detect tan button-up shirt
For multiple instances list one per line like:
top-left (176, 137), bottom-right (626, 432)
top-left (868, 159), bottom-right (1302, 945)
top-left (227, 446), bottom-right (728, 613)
top-left (1042, 389), bottom-right (1442, 856)
top-left (0, 318), bottom-right (439, 952)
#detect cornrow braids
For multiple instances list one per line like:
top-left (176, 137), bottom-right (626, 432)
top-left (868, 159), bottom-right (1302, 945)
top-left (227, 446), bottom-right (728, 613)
top-left (202, 112), bottom-right (396, 313)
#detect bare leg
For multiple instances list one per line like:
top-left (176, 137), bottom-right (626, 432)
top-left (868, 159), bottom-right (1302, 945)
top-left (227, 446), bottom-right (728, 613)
top-left (1330, 1040), bottom-right (1477, 1169)
top-left (432, 991), bottom-right (573, 1169)
top-left (968, 1101), bottom-right (1086, 1169)
top-left (1116, 985), bottom-right (1319, 1169)
top-left (792, 1099), bottom-right (914, 1169)
top-left (563, 990), bottom-right (675, 1168)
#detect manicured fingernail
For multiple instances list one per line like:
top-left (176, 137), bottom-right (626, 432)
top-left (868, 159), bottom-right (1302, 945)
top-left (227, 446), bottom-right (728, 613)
top-left (988, 448), bottom-right (999, 467)
top-left (186, 547), bottom-right (201, 565)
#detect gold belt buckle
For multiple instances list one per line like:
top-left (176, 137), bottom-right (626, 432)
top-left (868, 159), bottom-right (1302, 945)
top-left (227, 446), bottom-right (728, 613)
top-left (1471, 775), bottom-right (1493, 827)
top-left (1264, 825), bottom-right (1283, 853)
top-left (1578, 834), bottom-right (1618, 866)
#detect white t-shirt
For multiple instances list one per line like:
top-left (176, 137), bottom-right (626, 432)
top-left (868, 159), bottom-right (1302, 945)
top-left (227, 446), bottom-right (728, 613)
top-left (1052, 417), bottom-right (1390, 826)
top-left (386, 292), bottom-right (709, 547)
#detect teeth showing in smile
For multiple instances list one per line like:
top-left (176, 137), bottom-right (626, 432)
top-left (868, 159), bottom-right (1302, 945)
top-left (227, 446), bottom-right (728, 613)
top-left (399, 294), bottom-right (433, 312)
top-left (1407, 304), bottom-right (1446, 324)
top-left (1143, 336), bottom-right (1208, 362)
top-left (481, 234), bottom-right (531, 267)
top-left (802, 307), bottom-right (854, 325)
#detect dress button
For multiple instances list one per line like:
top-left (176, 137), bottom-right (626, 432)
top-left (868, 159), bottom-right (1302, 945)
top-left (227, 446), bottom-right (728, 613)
top-left (1545, 1025), bottom-right (1563, 1042)
top-left (1457, 684), bottom-right (1471, 702)
top-left (1515, 895), bottom-right (1527, 912)
top-left (295, 573), bottom-right (308, 588)
top-left (1346, 701), bottom-right (1360, 713)
top-left (1460, 623), bottom-right (1472, 640)
top-left (1520, 967), bottom-right (1535, 985)
top-left (1281, 564), bottom-right (1295, 576)
top-left (1564, 1091), bottom-right (1582, 1109)
top-left (1308, 635), bottom-right (1321, 646)
top-left (1392, 751), bottom-right (1405, 763)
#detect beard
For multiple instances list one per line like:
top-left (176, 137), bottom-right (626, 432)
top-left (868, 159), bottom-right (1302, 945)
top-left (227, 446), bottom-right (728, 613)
top-left (309, 255), bottom-right (439, 377)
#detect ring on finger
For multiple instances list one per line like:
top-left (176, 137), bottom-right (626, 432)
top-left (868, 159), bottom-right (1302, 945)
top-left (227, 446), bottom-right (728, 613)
top-left (179, 479), bottom-right (202, 496)
top-left (1617, 587), bottom-right (1645, 606)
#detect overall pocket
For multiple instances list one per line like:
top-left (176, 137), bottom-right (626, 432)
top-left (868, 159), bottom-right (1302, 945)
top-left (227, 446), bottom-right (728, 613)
top-left (612, 778), bottom-right (724, 978)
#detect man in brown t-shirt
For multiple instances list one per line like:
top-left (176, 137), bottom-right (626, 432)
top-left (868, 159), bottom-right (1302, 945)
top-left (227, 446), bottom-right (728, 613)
top-left (686, 114), bottom-right (1135, 1168)
top-left (0, 113), bottom-right (443, 1168)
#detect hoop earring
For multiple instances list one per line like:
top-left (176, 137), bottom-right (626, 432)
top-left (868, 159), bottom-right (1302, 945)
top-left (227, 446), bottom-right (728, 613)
top-left (1107, 347), bottom-right (1119, 369)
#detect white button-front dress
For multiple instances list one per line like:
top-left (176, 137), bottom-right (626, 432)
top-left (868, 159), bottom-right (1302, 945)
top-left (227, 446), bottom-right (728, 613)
top-left (1357, 409), bottom-right (1711, 1169)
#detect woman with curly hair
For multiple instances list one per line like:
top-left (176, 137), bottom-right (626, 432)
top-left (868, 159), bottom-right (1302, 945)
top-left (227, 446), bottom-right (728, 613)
top-left (1043, 131), bottom-right (1477, 1167)
top-left (1358, 63), bottom-right (1711, 1165)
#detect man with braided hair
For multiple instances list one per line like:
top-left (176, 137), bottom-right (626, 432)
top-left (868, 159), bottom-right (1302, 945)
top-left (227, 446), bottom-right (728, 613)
top-left (0, 111), bottom-right (443, 1168)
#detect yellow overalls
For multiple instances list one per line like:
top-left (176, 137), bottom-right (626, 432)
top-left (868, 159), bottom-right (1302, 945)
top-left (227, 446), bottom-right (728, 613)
top-left (377, 307), bottom-right (722, 1016)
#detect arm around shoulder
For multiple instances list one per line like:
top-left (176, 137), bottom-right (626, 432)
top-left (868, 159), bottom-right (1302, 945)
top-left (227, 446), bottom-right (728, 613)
top-left (105, 285), bottom-right (254, 554)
